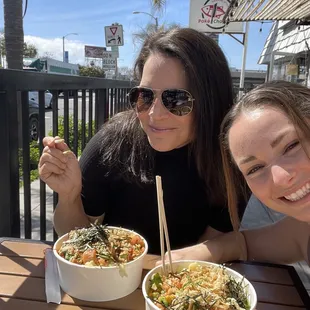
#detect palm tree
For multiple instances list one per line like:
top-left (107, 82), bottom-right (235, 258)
top-left (3, 0), bottom-right (24, 69)
top-left (133, 22), bottom-right (180, 45)
top-left (151, 0), bottom-right (166, 12)
top-left (133, 0), bottom-right (170, 45)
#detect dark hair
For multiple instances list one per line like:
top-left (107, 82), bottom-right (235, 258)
top-left (101, 27), bottom-right (234, 205)
top-left (220, 80), bottom-right (310, 230)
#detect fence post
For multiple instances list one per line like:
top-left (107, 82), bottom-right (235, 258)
top-left (0, 90), bottom-right (20, 237)
top-left (96, 89), bottom-right (109, 129)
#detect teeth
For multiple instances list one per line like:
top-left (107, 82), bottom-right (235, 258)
top-left (297, 189), bottom-right (304, 196)
top-left (285, 183), bottom-right (310, 201)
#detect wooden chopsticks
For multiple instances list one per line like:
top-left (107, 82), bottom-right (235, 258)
top-left (155, 175), bottom-right (173, 275)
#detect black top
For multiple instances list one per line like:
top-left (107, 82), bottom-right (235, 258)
top-left (79, 130), bottom-right (242, 254)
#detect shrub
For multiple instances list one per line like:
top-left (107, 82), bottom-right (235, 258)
top-left (48, 115), bottom-right (95, 157)
top-left (19, 141), bottom-right (41, 187)
top-left (19, 116), bottom-right (95, 187)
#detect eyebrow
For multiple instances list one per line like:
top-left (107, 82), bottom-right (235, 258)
top-left (239, 155), bottom-right (257, 165)
top-left (239, 131), bottom-right (292, 165)
top-left (270, 132), bottom-right (287, 148)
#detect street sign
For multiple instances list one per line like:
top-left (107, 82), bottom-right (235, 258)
top-left (64, 51), bottom-right (69, 63)
top-left (102, 58), bottom-right (117, 70)
top-left (189, 0), bottom-right (244, 33)
top-left (101, 51), bottom-right (118, 59)
top-left (105, 24), bottom-right (124, 47)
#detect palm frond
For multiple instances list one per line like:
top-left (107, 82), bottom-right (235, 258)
top-left (150, 0), bottom-right (166, 12)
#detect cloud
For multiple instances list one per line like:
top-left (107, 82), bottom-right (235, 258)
top-left (25, 35), bottom-right (85, 64)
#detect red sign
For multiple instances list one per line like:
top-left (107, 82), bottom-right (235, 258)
top-left (110, 27), bottom-right (118, 35)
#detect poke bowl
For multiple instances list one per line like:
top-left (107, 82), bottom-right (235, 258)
top-left (53, 224), bottom-right (148, 302)
top-left (142, 260), bottom-right (257, 310)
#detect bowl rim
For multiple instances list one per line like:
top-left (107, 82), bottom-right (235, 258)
top-left (53, 225), bottom-right (148, 270)
top-left (142, 260), bottom-right (257, 310)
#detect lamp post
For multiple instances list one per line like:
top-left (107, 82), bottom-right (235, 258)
top-left (62, 33), bottom-right (78, 62)
top-left (132, 11), bottom-right (158, 31)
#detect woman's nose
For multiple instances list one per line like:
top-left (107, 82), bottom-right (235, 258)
top-left (271, 165), bottom-right (296, 187)
top-left (148, 97), bottom-right (169, 119)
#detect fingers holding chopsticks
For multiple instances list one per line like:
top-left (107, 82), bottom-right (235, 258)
top-left (38, 136), bottom-right (81, 195)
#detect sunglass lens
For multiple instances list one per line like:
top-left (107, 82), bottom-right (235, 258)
top-left (162, 90), bottom-right (193, 116)
top-left (129, 88), bottom-right (154, 112)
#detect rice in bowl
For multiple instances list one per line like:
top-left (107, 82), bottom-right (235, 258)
top-left (57, 223), bottom-right (145, 267)
top-left (142, 260), bottom-right (257, 310)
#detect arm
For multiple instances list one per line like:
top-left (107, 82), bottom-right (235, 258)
top-left (242, 216), bottom-right (309, 264)
top-left (53, 192), bottom-right (105, 236)
top-left (53, 194), bottom-right (104, 236)
top-left (163, 203), bottom-right (247, 263)
top-left (166, 217), bottom-right (309, 264)
top-left (198, 226), bottom-right (225, 242)
top-left (160, 231), bottom-right (246, 264)
top-left (53, 131), bottom-right (108, 236)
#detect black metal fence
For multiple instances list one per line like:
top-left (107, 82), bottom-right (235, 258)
top-left (0, 68), bottom-right (133, 240)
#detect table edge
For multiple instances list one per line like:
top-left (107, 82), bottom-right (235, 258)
top-left (0, 237), bottom-right (54, 246)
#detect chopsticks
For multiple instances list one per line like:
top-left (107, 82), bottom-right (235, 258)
top-left (155, 175), bottom-right (173, 275)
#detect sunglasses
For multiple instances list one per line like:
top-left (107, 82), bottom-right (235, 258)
top-left (127, 87), bottom-right (195, 116)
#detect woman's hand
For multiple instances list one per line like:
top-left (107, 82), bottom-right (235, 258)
top-left (155, 242), bottom-right (215, 266)
top-left (38, 136), bottom-right (82, 199)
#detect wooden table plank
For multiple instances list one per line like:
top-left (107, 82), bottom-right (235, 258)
top-left (0, 273), bottom-right (305, 308)
top-left (229, 262), bottom-right (294, 285)
top-left (252, 282), bottom-right (304, 306)
top-left (0, 240), bottom-right (50, 259)
top-left (257, 303), bottom-right (306, 310)
top-left (0, 274), bottom-right (144, 310)
top-left (0, 256), bottom-right (44, 277)
top-left (0, 297), bottom-right (112, 310)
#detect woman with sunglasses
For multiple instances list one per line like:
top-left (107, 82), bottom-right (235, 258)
top-left (39, 27), bottom-right (246, 254)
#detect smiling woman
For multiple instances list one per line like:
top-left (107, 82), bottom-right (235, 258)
top-left (217, 80), bottom-right (310, 264)
top-left (39, 27), bottom-right (246, 256)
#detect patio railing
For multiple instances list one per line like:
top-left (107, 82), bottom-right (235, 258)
top-left (0, 68), bottom-right (133, 240)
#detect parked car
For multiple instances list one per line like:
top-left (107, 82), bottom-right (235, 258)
top-left (28, 90), bottom-right (53, 108)
top-left (29, 100), bottom-right (39, 141)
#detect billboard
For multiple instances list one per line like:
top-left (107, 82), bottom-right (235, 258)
top-left (85, 45), bottom-right (107, 58)
top-left (189, 0), bottom-right (244, 33)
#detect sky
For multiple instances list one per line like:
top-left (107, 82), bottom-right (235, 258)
top-left (0, 0), bottom-right (272, 71)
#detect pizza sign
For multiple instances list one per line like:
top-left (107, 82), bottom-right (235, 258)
top-left (189, 0), bottom-right (243, 33)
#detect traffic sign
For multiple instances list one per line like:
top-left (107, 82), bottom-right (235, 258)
top-left (102, 58), bottom-right (117, 70)
top-left (101, 51), bottom-right (118, 59)
top-left (105, 24), bottom-right (124, 47)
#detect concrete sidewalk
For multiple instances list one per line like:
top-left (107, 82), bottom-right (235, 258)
top-left (22, 180), bottom-right (310, 294)
top-left (19, 179), bottom-right (54, 241)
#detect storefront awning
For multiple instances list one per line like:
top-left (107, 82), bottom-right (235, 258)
top-left (224, 0), bottom-right (310, 23)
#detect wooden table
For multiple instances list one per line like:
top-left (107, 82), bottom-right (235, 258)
top-left (0, 238), bottom-right (310, 309)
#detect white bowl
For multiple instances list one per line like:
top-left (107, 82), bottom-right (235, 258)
top-left (142, 260), bottom-right (257, 310)
top-left (53, 226), bottom-right (148, 302)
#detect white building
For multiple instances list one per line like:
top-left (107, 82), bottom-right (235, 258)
top-left (258, 21), bottom-right (310, 86)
